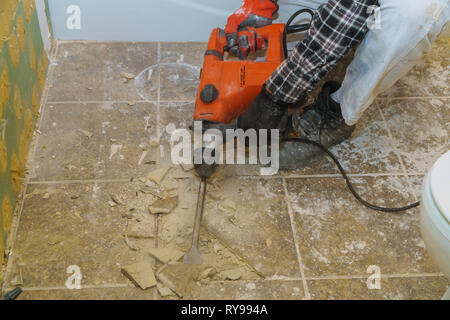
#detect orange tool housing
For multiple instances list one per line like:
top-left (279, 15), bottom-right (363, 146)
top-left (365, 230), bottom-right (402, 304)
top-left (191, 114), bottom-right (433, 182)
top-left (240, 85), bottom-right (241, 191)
top-left (194, 24), bottom-right (286, 125)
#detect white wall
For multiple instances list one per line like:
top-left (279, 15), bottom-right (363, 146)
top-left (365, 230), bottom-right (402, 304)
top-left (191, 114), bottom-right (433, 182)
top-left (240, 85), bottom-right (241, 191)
top-left (46, 0), bottom-right (318, 41)
top-left (47, 0), bottom-right (449, 41)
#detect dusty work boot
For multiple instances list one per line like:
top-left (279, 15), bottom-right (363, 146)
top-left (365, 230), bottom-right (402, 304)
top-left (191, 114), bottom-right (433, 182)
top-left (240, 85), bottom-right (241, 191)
top-left (279, 81), bottom-right (355, 170)
top-left (237, 85), bottom-right (289, 133)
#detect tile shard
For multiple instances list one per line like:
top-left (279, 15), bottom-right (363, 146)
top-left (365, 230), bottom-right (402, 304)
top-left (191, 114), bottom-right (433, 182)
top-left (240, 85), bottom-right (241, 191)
top-left (121, 261), bottom-right (157, 290)
top-left (220, 267), bottom-right (245, 281)
top-left (156, 263), bottom-right (196, 298)
top-left (147, 167), bottom-right (171, 184)
top-left (147, 247), bottom-right (185, 264)
top-left (148, 195), bottom-right (178, 214)
top-left (157, 282), bottom-right (176, 297)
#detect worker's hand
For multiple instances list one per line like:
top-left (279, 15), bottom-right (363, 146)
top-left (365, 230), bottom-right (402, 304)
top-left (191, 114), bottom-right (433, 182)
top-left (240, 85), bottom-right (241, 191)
top-left (230, 28), bottom-right (267, 59)
top-left (225, 0), bottom-right (278, 58)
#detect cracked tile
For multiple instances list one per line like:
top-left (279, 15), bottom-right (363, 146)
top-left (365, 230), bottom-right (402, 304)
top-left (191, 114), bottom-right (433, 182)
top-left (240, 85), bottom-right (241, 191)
top-left (4, 182), bottom-right (156, 288)
top-left (202, 177), bottom-right (300, 278)
top-left (286, 176), bottom-right (439, 277)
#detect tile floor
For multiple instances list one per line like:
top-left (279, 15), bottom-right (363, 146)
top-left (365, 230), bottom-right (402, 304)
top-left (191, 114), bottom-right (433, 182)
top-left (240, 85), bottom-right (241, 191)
top-left (1, 39), bottom-right (449, 300)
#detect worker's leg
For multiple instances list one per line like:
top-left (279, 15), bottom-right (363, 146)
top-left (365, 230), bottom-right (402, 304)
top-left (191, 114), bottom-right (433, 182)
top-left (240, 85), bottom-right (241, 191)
top-left (331, 0), bottom-right (450, 125)
top-left (266, 0), bottom-right (379, 104)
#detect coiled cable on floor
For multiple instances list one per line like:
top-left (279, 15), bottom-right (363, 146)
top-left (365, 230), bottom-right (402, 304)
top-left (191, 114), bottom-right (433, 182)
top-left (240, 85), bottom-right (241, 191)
top-left (283, 137), bottom-right (421, 213)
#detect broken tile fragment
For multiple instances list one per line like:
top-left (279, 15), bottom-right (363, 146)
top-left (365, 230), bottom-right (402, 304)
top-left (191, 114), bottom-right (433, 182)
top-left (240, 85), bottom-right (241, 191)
top-left (148, 196), bottom-right (178, 214)
top-left (220, 267), bottom-right (245, 281)
top-left (157, 282), bottom-right (175, 297)
top-left (147, 167), bottom-right (171, 184)
top-left (126, 219), bottom-right (155, 239)
top-left (147, 247), bottom-right (185, 264)
top-left (121, 261), bottom-right (156, 290)
top-left (156, 263), bottom-right (196, 298)
top-left (197, 267), bottom-right (217, 281)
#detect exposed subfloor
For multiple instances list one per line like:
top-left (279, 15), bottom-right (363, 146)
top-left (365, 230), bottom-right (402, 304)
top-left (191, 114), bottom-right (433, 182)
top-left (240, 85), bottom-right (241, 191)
top-left (1, 39), bottom-right (449, 299)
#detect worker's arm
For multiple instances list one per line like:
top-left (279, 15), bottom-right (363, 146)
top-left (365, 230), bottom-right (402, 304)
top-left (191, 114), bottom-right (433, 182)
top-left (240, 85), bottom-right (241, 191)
top-left (225, 0), bottom-right (278, 57)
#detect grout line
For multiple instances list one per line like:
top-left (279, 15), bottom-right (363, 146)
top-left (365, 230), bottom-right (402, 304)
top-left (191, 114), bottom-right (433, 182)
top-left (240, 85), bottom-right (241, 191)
top-left (376, 96), bottom-right (450, 101)
top-left (281, 177), bottom-right (310, 299)
top-left (27, 178), bottom-right (131, 185)
top-left (214, 272), bottom-right (445, 282)
top-left (376, 101), bottom-right (418, 201)
top-left (305, 272), bottom-right (444, 281)
top-left (4, 272), bottom-right (443, 294)
top-left (3, 283), bottom-right (131, 293)
top-left (24, 172), bottom-right (428, 185)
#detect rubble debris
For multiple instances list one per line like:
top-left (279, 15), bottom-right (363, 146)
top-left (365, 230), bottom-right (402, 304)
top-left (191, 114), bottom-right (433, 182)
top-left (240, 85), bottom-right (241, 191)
top-left (120, 72), bottom-right (136, 83)
top-left (78, 129), bottom-right (93, 138)
top-left (138, 151), bottom-right (148, 165)
top-left (108, 200), bottom-right (117, 207)
top-left (147, 167), bottom-right (171, 184)
top-left (148, 196), bottom-right (178, 215)
top-left (111, 193), bottom-right (125, 206)
top-left (156, 263), bottom-right (196, 298)
top-left (220, 267), bottom-right (245, 281)
top-left (197, 267), bottom-right (217, 281)
top-left (126, 219), bottom-right (155, 239)
top-left (121, 261), bottom-right (156, 290)
top-left (42, 192), bottom-right (50, 199)
top-left (123, 235), bottom-right (139, 251)
top-left (147, 247), bottom-right (184, 264)
top-left (150, 139), bottom-right (159, 148)
top-left (70, 194), bottom-right (80, 200)
top-left (228, 215), bottom-right (238, 225)
top-left (157, 282), bottom-right (175, 297)
top-left (110, 144), bottom-right (123, 160)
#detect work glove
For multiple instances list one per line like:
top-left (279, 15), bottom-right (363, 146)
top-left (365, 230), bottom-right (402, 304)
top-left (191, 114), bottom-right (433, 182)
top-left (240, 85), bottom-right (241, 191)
top-left (225, 0), bottom-right (278, 58)
top-left (237, 85), bottom-right (289, 132)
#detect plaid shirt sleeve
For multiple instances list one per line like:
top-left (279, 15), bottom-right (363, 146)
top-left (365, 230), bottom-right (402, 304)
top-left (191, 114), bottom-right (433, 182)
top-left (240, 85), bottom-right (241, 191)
top-left (266, 0), bottom-right (379, 104)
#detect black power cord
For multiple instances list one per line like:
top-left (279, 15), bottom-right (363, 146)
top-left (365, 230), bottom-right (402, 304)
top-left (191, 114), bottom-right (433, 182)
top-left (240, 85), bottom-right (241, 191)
top-left (281, 9), bottom-right (420, 213)
top-left (285, 8), bottom-right (315, 34)
top-left (283, 137), bottom-right (420, 213)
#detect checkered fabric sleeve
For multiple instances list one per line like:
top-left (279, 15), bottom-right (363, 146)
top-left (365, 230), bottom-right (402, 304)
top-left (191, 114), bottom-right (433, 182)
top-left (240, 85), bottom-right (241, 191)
top-left (266, 0), bottom-right (379, 104)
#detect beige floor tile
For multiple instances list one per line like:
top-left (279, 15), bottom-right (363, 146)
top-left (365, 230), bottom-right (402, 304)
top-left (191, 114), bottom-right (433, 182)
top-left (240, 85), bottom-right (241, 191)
top-left (308, 276), bottom-right (449, 300)
top-left (48, 42), bottom-right (158, 102)
top-left (282, 102), bottom-right (403, 176)
top-left (17, 286), bottom-right (155, 300)
top-left (187, 280), bottom-right (305, 300)
top-left (379, 98), bottom-right (449, 174)
top-left (4, 182), bottom-right (157, 288)
top-left (202, 176), bottom-right (300, 278)
top-left (32, 102), bottom-right (158, 181)
top-left (286, 176), bottom-right (439, 277)
top-left (160, 42), bottom-right (207, 67)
